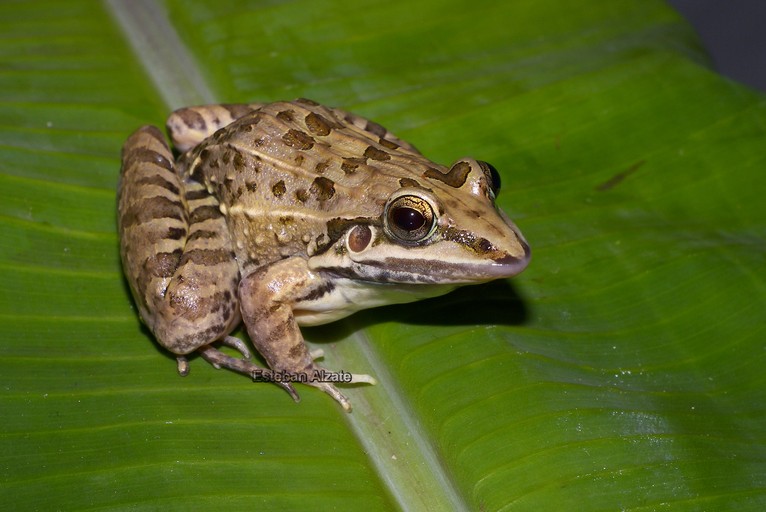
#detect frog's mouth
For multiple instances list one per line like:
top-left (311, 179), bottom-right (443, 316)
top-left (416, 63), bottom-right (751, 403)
top-left (367, 238), bottom-right (531, 284)
top-left (316, 236), bottom-right (530, 285)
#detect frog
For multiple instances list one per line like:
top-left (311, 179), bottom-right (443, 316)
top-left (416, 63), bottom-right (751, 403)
top-left (117, 98), bottom-right (530, 411)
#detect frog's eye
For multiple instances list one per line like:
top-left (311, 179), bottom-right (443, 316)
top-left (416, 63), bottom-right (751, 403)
top-left (384, 194), bottom-right (436, 244)
top-left (477, 161), bottom-right (501, 198)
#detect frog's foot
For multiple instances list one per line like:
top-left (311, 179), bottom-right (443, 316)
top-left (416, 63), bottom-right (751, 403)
top-left (197, 344), bottom-right (300, 402)
top-left (176, 337), bottom-right (250, 374)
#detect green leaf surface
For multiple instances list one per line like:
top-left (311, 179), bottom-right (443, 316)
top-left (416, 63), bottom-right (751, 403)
top-left (2, 0), bottom-right (765, 510)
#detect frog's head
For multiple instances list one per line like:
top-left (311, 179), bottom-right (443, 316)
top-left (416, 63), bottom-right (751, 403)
top-left (310, 159), bottom-right (530, 285)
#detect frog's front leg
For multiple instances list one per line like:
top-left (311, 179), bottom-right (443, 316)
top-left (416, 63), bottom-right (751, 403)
top-left (238, 257), bottom-right (374, 412)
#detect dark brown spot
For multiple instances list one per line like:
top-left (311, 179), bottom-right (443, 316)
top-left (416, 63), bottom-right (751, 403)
top-left (341, 157), bottom-right (366, 175)
top-left (136, 174), bottom-right (179, 195)
top-left (176, 109), bottom-right (206, 130)
top-left (277, 109), bottom-right (295, 122)
top-left (347, 225), bottom-right (372, 252)
top-left (424, 161), bottom-right (471, 188)
top-left (184, 189), bottom-right (209, 201)
top-left (122, 147), bottom-right (173, 175)
top-left (282, 129), bottom-right (315, 150)
top-left (246, 181), bottom-right (258, 192)
top-left (305, 112), bottom-right (332, 136)
top-left (295, 189), bottom-right (309, 202)
top-left (233, 151), bottom-right (246, 170)
top-left (180, 248), bottom-right (233, 266)
top-left (122, 196), bottom-right (184, 227)
top-left (378, 137), bottom-right (399, 150)
top-left (189, 205), bottom-right (223, 224)
top-left (399, 178), bottom-right (420, 188)
top-left (272, 180), bottom-right (286, 197)
top-left (364, 120), bottom-right (388, 138)
top-left (294, 154), bottom-right (305, 167)
top-left (314, 160), bottom-right (330, 174)
top-left (364, 146), bottom-right (391, 161)
top-left (296, 98), bottom-right (319, 106)
top-left (187, 230), bottom-right (219, 242)
top-left (144, 249), bottom-right (182, 278)
top-left (165, 227), bottom-right (186, 240)
top-left (310, 176), bottom-right (335, 201)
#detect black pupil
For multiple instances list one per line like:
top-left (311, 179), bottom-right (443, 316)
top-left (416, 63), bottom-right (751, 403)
top-left (392, 207), bottom-right (425, 231)
top-left (479, 161), bottom-right (501, 194)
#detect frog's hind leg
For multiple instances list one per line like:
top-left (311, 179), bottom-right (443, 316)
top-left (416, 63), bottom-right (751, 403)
top-left (166, 103), bottom-right (266, 152)
top-left (118, 126), bottom-right (242, 368)
top-left (196, 344), bottom-right (302, 403)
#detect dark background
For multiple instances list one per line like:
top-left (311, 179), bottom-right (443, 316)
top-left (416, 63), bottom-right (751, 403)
top-left (669, 0), bottom-right (766, 92)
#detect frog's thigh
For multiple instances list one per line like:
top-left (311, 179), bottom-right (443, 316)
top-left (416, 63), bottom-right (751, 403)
top-left (166, 102), bottom-right (265, 152)
top-left (118, 126), bottom-right (240, 355)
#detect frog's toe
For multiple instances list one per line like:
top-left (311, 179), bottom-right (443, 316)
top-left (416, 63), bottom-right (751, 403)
top-left (304, 366), bottom-right (377, 412)
top-left (348, 373), bottom-right (377, 385)
top-left (311, 381), bottom-right (352, 412)
top-left (309, 348), bottom-right (324, 360)
top-left (221, 335), bottom-right (252, 360)
top-left (176, 356), bottom-right (190, 376)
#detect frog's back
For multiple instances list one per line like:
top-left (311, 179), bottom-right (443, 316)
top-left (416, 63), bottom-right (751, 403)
top-left (178, 99), bottom-right (447, 269)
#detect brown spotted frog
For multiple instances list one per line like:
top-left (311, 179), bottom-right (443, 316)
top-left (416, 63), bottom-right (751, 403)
top-left (118, 99), bottom-right (530, 411)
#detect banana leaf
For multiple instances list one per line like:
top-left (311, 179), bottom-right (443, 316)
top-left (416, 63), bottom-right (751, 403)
top-left (1, 0), bottom-right (765, 510)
